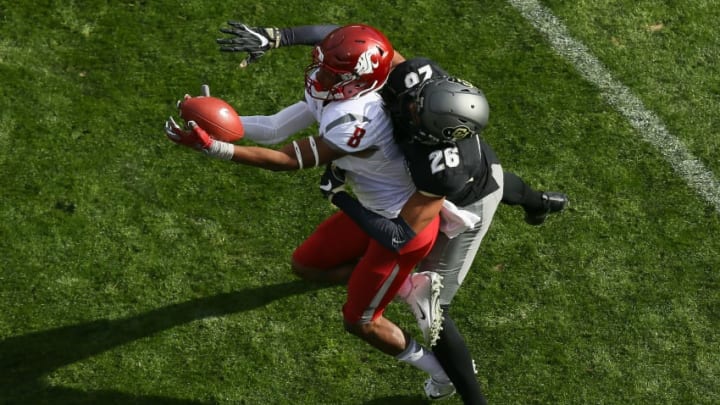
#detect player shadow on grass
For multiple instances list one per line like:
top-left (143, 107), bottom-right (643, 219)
top-left (363, 394), bottom-right (434, 404)
top-left (0, 279), bottom-right (331, 404)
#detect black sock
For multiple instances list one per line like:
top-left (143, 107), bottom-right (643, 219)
top-left (502, 171), bottom-right (544, 213)
top-left (433, 312), bottom-right (488, 405)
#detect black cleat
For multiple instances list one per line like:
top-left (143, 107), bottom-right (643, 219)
top-left (525, 192), bottom-right (569, 225)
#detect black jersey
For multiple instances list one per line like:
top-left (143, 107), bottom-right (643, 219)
top-left (383, 57), bottom-right (500, 207)
top-left (400, 135), bottom-right (500, 206)
top-left (383, 57), bottom-right (449, 99)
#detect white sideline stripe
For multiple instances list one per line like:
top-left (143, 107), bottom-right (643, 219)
top-left (508, 0), bottom-right (720, 214)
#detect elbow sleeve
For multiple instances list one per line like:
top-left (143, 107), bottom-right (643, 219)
top-left (241, 102), bottom-right (315, 145)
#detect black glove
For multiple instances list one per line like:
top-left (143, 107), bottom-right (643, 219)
top-left (319, 163), bottom-right (346, 202)
top-left (217, 21), bottom-right (281, 67)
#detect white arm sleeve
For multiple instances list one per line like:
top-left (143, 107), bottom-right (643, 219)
top-left (241, 101), bottom-right (316, 145)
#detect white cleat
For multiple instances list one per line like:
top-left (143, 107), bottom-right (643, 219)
top-left (400, 271), bottom-right (444, 347)
top-left (424, 377), bottom-right (456, 400)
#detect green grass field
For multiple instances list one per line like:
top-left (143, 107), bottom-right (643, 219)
top-left (1, 1), bottom-right (719, 404)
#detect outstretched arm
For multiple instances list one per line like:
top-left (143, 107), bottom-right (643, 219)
top-left (165, 117), bottom-right (345, 171)
top-left (277, 25), bottom-right (340, 46)
top-left (217, 22), bottom-right (339, 66)
top-left (241, 101), bottom-right (316, 145)
top-left (216, 22), bottom-right (407, 67)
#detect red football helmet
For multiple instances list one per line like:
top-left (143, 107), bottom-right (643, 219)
top-left (305, 24), bottom-right (394, 101)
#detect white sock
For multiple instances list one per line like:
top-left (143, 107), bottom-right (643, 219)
top-left (396, 338), bottom-right (450, 383)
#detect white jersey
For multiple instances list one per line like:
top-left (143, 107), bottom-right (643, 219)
top-left (305, 90), bottom-right (415, 218)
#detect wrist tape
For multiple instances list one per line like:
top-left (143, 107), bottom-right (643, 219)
top-left (204, 140), bottom-right (235, 160)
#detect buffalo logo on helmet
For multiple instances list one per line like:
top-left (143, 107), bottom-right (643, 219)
top-left (452, 76), bottom-right (476, 88)
top-left (443, 125), bottom-right (473, 141)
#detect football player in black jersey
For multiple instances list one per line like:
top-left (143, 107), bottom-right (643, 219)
top-left (216, 23), bottom-right (568, 404)
top-left (386, 75), bottom-right (502, 405)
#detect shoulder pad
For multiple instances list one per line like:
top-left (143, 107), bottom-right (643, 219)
top-left (385, 57), bottom-right (449, 98)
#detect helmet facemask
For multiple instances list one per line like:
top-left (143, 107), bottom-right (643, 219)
top-left (305, 56), bottom-right (367, 101)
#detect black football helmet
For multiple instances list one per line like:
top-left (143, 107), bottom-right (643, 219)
top-left (409, 76), bottom-right (490, 145)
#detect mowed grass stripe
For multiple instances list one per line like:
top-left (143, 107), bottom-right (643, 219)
top-left (508, 0), bottom-right (720, 214)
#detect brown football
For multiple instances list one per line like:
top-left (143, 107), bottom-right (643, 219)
top-left (179, 96), bottom-right (244, 142)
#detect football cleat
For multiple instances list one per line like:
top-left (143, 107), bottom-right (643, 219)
top-left (399, 271), bottom-right (444, 347)
top-left (525, 192), bottom-right (569, 225)
top-left (424, 377), bottom-right (456, 400)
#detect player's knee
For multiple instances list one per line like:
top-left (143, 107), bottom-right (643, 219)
top-left (291, 257), bottom-right (354, 284)
top-left (344, 319), bottom-right (372, 337)
top-left (290, 258), bottom-right (315, 280)
top-left (292, 262), bottom-right (333, 284)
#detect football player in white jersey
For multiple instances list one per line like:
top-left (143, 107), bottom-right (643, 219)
top-left (215, 22), bottom-right (569, 404)
top-left (165, 24), bottom-right (454, 395)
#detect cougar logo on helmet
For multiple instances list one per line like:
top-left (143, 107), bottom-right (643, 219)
top-left (355, 47), bottom-right (381, 75)
top-left (444, 126), bottom-right (473, 141)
